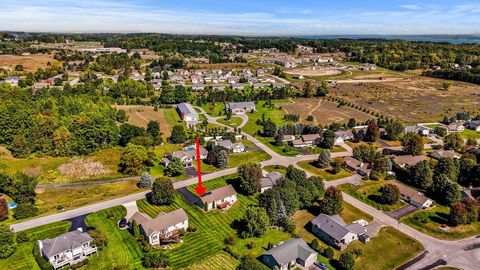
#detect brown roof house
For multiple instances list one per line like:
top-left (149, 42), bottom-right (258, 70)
top-left (428, 150), bottom-right (460, 160)
top-left (196, 184), bottom-right (238, 211)
top-left (393, 183), bottom-right (433, 208)
top-left (392, 155), bottom-right (428, 168)
top-left (129, 208), bottom-right (188, 245)
top-left (301, 134), bottom-right (321, 145)
top-left (38, 228), bottom-right (97, 269)
top-left (344, 156), bottom-right (371, 176)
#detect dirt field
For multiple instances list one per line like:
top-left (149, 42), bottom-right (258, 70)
top-left (115, 105), bottom-right (174, 137)
top-left (0, 54), bottom-right (61, 72)
top-left (282, 98), bottom-right (375, 125)
top-left (285, 67), bottom-right (342, 77)
top-left (330, 76), bottom-right (480, 124)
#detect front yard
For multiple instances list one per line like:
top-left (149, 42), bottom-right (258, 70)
top-left (297, 160), bottom-right (352, 181)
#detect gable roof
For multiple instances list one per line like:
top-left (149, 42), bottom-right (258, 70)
top-left (41, 230), bottom-right (93, 257)
top-left (428, 150), bottom-right (459, 160)
top-left (261, 171), bottom-right (283, 188)
top-left (393, 183), bottom-right (432, 206)
top-left (226, 102), bottom-right (255, 110)
top-left (344, 156), bottom-right (371, 175)
top-left (130, 209), bottom-right (188, 236)
top-left (264, 238), bottom-right (317, 266)
top-left (199, 184), bottom-right (237, 204)
top-left (311, 214), bottom-right (352, 241)
top-left (176, 103), bottom-right (198, 117)
top-left (301, 134), bottom-right (321, 141)
top-left (392, 155), bottom-right (428, 167)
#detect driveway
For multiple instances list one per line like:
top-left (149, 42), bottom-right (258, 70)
top-left (177, 187), bottom-right (198, 205)
top-left (122, 201), bottom-right (139, 220)
top-left (387, 205), bottom-right (418, 220)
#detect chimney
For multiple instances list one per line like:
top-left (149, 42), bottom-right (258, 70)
top-left (38, 240), bottom-right (43, 252)
top-left (77, 227), bottom-right (83, 233)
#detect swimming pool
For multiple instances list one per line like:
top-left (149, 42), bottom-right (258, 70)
top-left (7, 202), bottom-right (17, 209)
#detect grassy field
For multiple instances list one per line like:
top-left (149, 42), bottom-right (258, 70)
top-left (402, 204), bottom-right (480, 239)
top-left (36, 180), bottom-right (145, 215)
top-left (183, 251), bottom-right (238, 270)
top-left (114, 105), bottom-right (176, 137)
top-left (461, 129), bottom-right (480, 140)
top-left (338, 180), bottom-right (406, 212)
top-left (242, 101), bottom-right (287, 136)
top-left (344, 227), bottom-right (423, 270)
top-left (0, 54), bottom-right (61, 72)
top-left (263, 165), bottom-right (288, 175)
top-left (217, 116), bottom-right (243, 128)
top-left (297, 160), bottom-right (352, 181)
top-left (201, 102), bottom-right (225, 116)
top-left (84, 206), bottom-right (144, 269)
top-left (0, 221), bottom-right (72, 270)
top-left (137, 175), bottom-right (292, 269)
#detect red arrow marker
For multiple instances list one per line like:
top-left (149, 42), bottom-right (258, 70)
top-left (194, 137), bottom-right (207, 196)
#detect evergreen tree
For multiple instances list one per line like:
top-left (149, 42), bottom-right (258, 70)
top-left (138, 172), bottom-right (154, 188)
top-left (170, 125), bottom-right (187, 144)
top-left (216, 150), bottom-right (229, 168)
top-left (316, 149), bottom-right (331, 169)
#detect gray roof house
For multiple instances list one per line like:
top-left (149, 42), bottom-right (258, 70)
top-left (38, 228), bottom-right (97, 269)
top-left (261, 171), bottom-right (283, 193)
top-left (196, 184), bottom-right (238, 211)
top-left (226, 102), bottom-right (256, 114)
top-left (176, 103), bottom-right (199, 122)
top-left (262, 238), bottom-right (318, 270)
top-left (428, 150), bottom-right (460, 160)
top-left (311, 214), bottom-right (368, 250)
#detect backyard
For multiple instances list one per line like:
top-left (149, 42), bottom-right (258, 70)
top-left (297, 160), bottom-right (352, 181)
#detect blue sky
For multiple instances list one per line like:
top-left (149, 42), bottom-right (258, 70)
top-left (1, 0), bottom-right (480, 35)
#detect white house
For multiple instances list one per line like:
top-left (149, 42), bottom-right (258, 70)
top-left (447, 122), bottom-right (465, 133)
top-left (129, 208), bottom-right (188, 245)
top-left (4, 76), bottom-right (19, 86)
top-left (165, 147), bottom-right (208, 167)
top-left (196, 184), bottom-right (238, 211)
top-left (393, 183), bottom-right (433, 209)
top-left (176, 103), bottom-right (199, 122)
top-left (226, 102), bottom-right (256, 114)
top-left (262, 238), bottom-right (317, 270)
top-left (38, 228), bottom-right (97, 269)
top-left (214, 139), bottom-right (246, 153)
top-left (466, 120), bottom-right (480, 132)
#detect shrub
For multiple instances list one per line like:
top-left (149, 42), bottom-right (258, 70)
top-left (324, 247), bottom-right (334, 259)
top-left (33, 243), bottom-right (52, 270)
top-left (142, 251), bottom-right (170, 268)
top-left (89, 229), bottom-right (108, 249)
top-left (16, 231), bottom-right (29, 243)
top-left (224, 235), bottom-right (236, 245)
top-left (13, 203), bottom-right (39, 220)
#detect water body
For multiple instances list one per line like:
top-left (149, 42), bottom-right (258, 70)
top-left (295, 35), bottom-right (480, 44)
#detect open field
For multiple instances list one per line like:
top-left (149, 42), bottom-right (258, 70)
top-left (0, 221), bottom-right (72, 270)
top-left (338, 180), bottom-right (407, 212)
top-left (217, 116), bottom-right (243, 127)
top-left (461, 129), bottom-right (480, 140)
top-left (285, 67), bottom-right (342, 77)
top-left (114, 105), bottom-right (179, 137)
top-left (402, 204), bottom-right (480, 240)
top-left (201, 102), bottom-right (225, 116)
top-left (331, 76), bottom-right (480, 124)
top-left (281, 98), bottom-right (375, 125)
top-left (297, 160), bottom-right (352, 181)
top-left (0, 54), bottom-right (61, 72)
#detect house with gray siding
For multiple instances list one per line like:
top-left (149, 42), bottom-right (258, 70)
top-left (311, 214), bottom-right (368, 250)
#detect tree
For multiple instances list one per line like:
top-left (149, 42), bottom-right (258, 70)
top-left (132, 219), bottom-right (140, 238)
top-left (401, 132), bottom-right (424, 156)
top-left (434, 157), bottom-right (459, 182)
top-left (142, 251), bottom-right (170, 268)
top-left (170, 125), bottom-right (187, 144)
top-left (464, 198), bottom-right (479, 224)
top-left (274, 133), bottom-right (284, 146)
top-left (380, 184), bottom-right (400, 205)
top-left (316, 81), bottom-right (329, 96)
top-left (370, 157), bottom-right (387, 180)
top-left (338, 252), bottom-right (356, 270)
top-left (120, 143), bottom-right (150, 175)
top-left (442, 81), bottom-right (452, 91)
top-left (320, 186), bottom-right (343, 215)
top-left (385, 120), bottom-right (403, 140)
top-left (410, 160), bottom-right (433, 189)
top-left (444, 133), bottom-right (464, 152)
top-left (352, 144), bottom-right (379, 163)
top-left (116, 109), bottom-right (129, 123)
top-left (138, 172), bottom-right (154, 188)
top-left (237, 163), bottom-right (263, 195)
top-left (434, 126), bottom-right (447, 137)
top-left (13, 203), bottom-right (38, 219)
top-left (151, 178), bottom-right (175, 205)
top-left (119, 123), bottom-right (146, 146)
top-left (164, 157), bottom-right (184, 177)
top-left (429, 174), bottom-right (461, 206)
top-left (316, 149), bottom-right (331, 169)
top-left (0, 198), bottom-right (8, 221)
top-left (324, 247), bottom-right (334, 259)
top-left (238, 207), bottom-right (270, 238)
top-left (146, 121), bottom-right (160, 138)
top-left (263, 119), bottom-right (277, 137)
top-left (320, 130), bottom-right (335, 149)
top-left (52, 126), bottom-right (71, 156)
top-left (365, 123), bottom-right (380, 142)
top-left (449, 202), bottom-right (467, 226)
top-left (237, 257), bottom-right (265, 270)
top-left (89, 229), bottom-right (108, 249)
top-left (347, 118), bottom-right (357, 128)
top-left (216, 150), bottom-right (229, 168)
top-left (286, 165), bottom-right (307, 182)
top-left (303, 81), bottom-right (314, 98)
top-left (0, 225), bottom-right (16, 259)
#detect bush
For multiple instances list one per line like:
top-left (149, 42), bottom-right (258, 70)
top-left (16, 231), bottom-right (29, 243)
top-left (13, 203), bottom-right (39, 220)
top-left (339, 252), bottom-right (355, 270)
top-left (324, 247), bottom-right (334, 259)
top-left (142, 251), bottom-right (170, 268)
top-left (89, 229), bottom-right (108, 249)
top-left (33, 243), bottom-right (52, 270)
top-left (0, 225), bottom-right (16, 259)
top-left (187, 226), bottom-right (197, 233)
top-left (224, 235), bottom-right (236, 245)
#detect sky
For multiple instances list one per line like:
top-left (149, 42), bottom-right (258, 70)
top-left (1, 0), bottom-right (480, 35)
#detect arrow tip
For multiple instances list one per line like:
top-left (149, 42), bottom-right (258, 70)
top-left (194, 185), bottom-right (207, 197)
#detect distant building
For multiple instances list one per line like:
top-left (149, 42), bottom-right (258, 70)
top-left (311, 214), bottom-right (369, 250)
top-left (262, 238), bottom-right (318, 270)
top-left (226, 102), bottom-right (256, 114)
top-left (392, 155), bottom-right (428, 168)
top-left (196, 184), bottom-right (238, 211)
top-left (344, 156), bottom-right (371, 176)
top-left (393, 183), bottom-right (433, 208)
top-left (176, 103), bottom-right (199, 122)
top-left (428, 150), bottom-right (460, 160)
top-left (466, 120), bottom-right (480, 132)
top-left (446, 122), bottom-right (465, 133)
top-left (359, 63), bottom-right (377, 71)
top-left (164, 147), bottom-right (208, 167)
top-left (300, 134), bottom-right (321, 145)
top-left (261, 171), bottom-right (283, 193)
top-left (4, 76), bottom-right (19, 86)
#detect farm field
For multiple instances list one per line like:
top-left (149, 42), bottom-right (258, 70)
top-left (0, 54), bottom-right (61, 72)
top-left (115, 105), bottom-right (179, 137)
top-left (0, 221), bottom-right (72, 270)
top-left (281, 98), bottom-right (374, 125)
top-left (330, 76), bottom-right (480, 124)
top-left (296, 160), bottom-right (352, 181)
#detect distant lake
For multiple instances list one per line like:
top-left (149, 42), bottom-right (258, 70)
top-left (295, 35), bottom-right (480, 44)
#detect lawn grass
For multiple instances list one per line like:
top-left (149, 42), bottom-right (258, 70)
top-left (35, 180), bottom-right (145, 216)
top-left (461, 129), bottom-right (480, 140)
top-left (201, 102), bottom-right (225, 117)
top-left (344, 226), bottom-right (423, 270)
top-left (84, 206), bottom-right (144, 269)
top-left (338, 180), bottom-right (406, 212)
top-left (296, 160), bottom-right (352, 181)
top-left (162, 108), bottom-right (185, 128)
top-left (242, 101), bottom-right (287, 136)
top-left (217, 116), bottom-right (243, 128)
top-left (263, 165), bottom-right (288, 175)
top-left (0, 221), bottom-right (71, 270)
top-left (256, 137), bottom-right (302, 156)
top-left (183, 251), bottom-right (239, 270)
top-left (401, 204), bottom-right (480, 240)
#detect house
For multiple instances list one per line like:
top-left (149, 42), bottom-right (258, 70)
top-left (230, 83), bottom-right (246, 90)
top-left (226, 102), bottom-right (256, 114)
top-left (190, 83), bottom-right (205, 91)
top-left (262, 238), bottom-right (317, 270)
top-left (462, 186), bottom-right (480, 200)
top-left (38, 228), bottom-right (97, 269)
top-left (447, 122), bottom-right (465, 133)
top-left (166, 147), bottom-right (208, 167)
top-left (334, 130), bottom-right (354, 144)
top-left (359, 63), bottom-right (377, 71)
top-left (291, 139), bottom-right (310, 148)
top-left (129, 208), bottom-right (188, 245)
top-left (392, 155), bottom-right (428, 168)
top-left (344, 156), bottom-right (371, 176)
top-left (196, 184), bottom-right (238, 211)
top-left (190, 75), bottom-right (203, 84)
top-left (404, 125), bottom-right (430, 136)
top-left (393, 183), bottom-right (433, 208)
top-left (275, 57), bottom-right (297, 68)
top-left (466, 120), bottom-right (480, 132)
top-left (428, 150), bottom-right (460, 160)
top-left (282, 135), bottom-right (296, 142)
top-left (4, 76), bottom-right (19, 86)
top-left (176, 103), bottom-right (199, 122)
top-left (311, 214), bottom-right (368, 250)
top-left (33, 82), bottom-right (50, 91)
top-left (261, 171), bottom-right (283, 193)
top-left (301, 134), bottom-right (321, 145)
top-left (214, 139), bottom-right (245, 153)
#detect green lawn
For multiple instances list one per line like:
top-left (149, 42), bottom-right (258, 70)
top-left (0, 221), bottom-right (72, 270)
top-left (242, 101), bottom-right (287, 136)
top-left (338, 180), bottom-right (406, 212)
top-left (184, 251), bottom-right (239, 270)
top-left (162, 108), bottom-right (184, 128)
top-left (84, 206), bottom-right (144, 269)
top-left (401, 204), bottom-right (480, 239)
top-left (297, 160), bottom-right (352, 181)
top-left (255, 137), bottom-right (302, 157)
top-left (263, 165), bottom-right (288, 175)
top-left (217, 116), bottom-right (243, 128)
top-left (137, 175), bottom-right (291, 269)
top-left (344, 227), bottom-right (423, 270)
top-left (201, 102), bottom-right (225, 117)
top-left (461, 129), bottom-right (480, 140)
